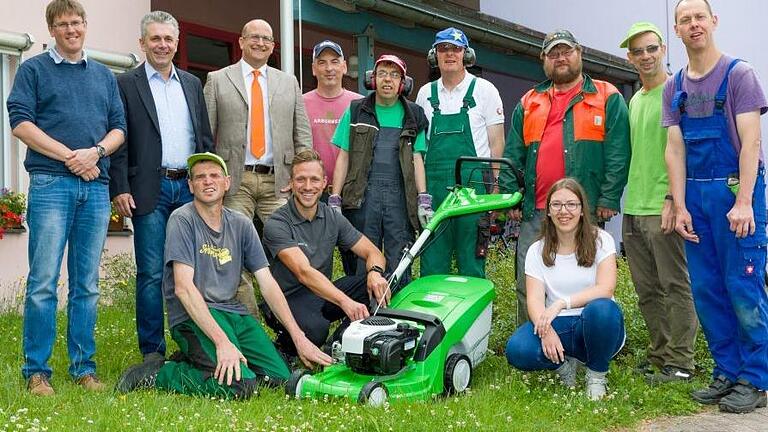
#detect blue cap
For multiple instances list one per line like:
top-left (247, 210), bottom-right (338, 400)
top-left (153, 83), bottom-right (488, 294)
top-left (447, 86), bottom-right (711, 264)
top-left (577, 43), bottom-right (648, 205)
top-left (312, 40), bottom-right (343, 60)
top-left (432, 27), bottom-right (469, 48)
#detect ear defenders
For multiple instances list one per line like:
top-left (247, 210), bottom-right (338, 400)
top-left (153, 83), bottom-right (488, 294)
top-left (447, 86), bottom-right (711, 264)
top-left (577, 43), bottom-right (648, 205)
top-left (364, 70), bottom-right (414, 97)
top-left (427, 46), bottom-right (476, 68)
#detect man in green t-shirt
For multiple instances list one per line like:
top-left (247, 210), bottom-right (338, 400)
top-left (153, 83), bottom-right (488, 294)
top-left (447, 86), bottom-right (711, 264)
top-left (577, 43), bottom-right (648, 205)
top-left (330, 54), bottom-right (430, 287)
top-left (620, 22), bottom-right (697, 383)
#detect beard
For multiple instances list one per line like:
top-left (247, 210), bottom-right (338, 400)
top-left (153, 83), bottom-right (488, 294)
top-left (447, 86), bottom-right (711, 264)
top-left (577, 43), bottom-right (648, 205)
top-left (546, 62), bottom-right (582, 85)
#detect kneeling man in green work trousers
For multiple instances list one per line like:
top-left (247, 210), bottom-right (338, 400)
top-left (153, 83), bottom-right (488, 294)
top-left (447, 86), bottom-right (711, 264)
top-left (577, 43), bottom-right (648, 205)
top-left (116, 152), bottom-right (331, 399)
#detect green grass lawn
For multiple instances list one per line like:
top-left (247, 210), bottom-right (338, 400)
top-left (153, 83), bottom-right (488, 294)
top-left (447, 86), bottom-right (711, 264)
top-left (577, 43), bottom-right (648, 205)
top-left (0, 251), bottom-right (711, 431)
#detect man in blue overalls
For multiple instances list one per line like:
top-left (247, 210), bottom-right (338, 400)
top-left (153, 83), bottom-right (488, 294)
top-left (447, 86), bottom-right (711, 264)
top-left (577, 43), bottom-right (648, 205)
top-left (664, 0), bottom-right (768, 414)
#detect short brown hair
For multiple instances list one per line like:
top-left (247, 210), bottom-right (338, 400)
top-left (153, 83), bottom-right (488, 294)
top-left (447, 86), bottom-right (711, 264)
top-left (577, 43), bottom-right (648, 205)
top-left (290, 149), bottom-right (325, 177)
top-left (46, 0), bottom-right (86, 28)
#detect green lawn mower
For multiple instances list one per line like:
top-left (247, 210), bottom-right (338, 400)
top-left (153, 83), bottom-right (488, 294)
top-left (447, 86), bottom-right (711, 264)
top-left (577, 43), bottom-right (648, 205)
top-left (286, 157), bottom-right (523, 406)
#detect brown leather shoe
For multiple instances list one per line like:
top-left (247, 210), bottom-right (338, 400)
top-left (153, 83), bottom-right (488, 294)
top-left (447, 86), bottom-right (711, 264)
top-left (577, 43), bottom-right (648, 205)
top-left (76, 374), bottom-right (106, 392)
top-left (27, 374), bottom-right (55, 396)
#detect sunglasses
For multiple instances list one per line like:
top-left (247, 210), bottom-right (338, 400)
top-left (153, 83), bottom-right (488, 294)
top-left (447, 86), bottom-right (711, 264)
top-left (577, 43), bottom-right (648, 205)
top-left (629, 44), bottom-right (661, 57)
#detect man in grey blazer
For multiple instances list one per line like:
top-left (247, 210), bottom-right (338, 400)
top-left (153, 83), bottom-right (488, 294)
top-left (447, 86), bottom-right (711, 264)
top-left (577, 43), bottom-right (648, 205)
top-left (204, 18), bottom-right (311, 314)
top-left (110, 11), bottom-right (214, 363)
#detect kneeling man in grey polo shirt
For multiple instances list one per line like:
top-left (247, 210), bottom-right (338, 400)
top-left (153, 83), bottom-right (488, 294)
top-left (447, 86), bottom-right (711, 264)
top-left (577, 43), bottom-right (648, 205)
top-left (262, 149), bottom-right (389, 357)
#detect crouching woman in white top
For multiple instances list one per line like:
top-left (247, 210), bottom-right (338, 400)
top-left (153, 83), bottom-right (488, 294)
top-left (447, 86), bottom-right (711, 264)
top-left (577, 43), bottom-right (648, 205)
top-left (505, 178), bottom-right (625, 400)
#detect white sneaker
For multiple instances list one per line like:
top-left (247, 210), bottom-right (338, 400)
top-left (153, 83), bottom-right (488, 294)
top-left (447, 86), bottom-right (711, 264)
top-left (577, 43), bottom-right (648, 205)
top-left (586, 368), bottom-right (607, 401)
top-left (555, 356), bottom-right (581, 388)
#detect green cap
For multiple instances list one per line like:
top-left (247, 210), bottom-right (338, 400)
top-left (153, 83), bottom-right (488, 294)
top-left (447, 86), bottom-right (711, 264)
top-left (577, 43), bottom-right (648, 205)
top-left (620, 22), bottom-right (664, 48)
top-left (187, 152), bottom-right (228, 176)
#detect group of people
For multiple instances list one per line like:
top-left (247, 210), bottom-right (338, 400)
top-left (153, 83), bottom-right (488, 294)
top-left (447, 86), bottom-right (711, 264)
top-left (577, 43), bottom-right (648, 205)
top-left (8, 0), bottom-right (767, 414)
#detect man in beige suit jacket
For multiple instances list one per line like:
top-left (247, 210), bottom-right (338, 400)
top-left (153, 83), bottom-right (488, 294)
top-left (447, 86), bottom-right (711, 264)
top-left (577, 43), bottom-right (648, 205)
top-left (204, 18), bottom-right (311, 314)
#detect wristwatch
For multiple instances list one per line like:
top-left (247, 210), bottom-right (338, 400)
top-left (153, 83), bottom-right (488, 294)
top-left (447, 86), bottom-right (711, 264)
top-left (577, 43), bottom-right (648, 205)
top-left (664, 194), bottom-right (674, 202)
top-left (367, 265), bottom-right (385, 276)
top-left (96, 144), bottom-right (106, 158)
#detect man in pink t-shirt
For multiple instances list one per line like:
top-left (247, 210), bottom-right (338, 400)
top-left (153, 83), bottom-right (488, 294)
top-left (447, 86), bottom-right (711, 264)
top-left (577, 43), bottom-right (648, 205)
top-left (303, 40), bottom-right (362, 187)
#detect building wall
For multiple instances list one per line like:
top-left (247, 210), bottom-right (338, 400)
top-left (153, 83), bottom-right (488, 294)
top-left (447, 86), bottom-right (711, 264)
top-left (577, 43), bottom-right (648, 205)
top-left (0, 0), bottom-right (149, 304)
top-left (1, 0), bottom-right (149, 57)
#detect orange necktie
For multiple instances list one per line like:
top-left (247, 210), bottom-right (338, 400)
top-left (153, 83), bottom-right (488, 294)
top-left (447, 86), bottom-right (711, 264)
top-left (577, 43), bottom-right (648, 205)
top-left (250, 70), bottom-right (265, 158)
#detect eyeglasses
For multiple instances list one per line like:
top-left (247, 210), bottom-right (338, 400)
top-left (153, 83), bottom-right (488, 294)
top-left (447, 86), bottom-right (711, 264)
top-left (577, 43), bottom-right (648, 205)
top-left (52, 20), bottom-right (85, 30)
top-left (436, 44), bottom-right (464, 53)
top-left (545, 47), bottom-right (575, 60)
top-left (242, 34), bottom-right (274, 44)
top-left (629, 44), bottom-right (661, 57)
top-left (376, 70), bottom-right (402, 80)
top-left (549, 201), bottom-right (581, 212)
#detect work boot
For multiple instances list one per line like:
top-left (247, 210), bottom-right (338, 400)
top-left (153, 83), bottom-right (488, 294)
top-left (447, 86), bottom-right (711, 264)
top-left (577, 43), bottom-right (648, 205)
top-left (116, 358), bottom-right (164, 393)
top-left (27, 373), bottom-right (55, 396)
top-left (76, 374), bottom-right (106, 392)
top-left (718, 379), bottom-right (767, 413)
top-left (691, 375), bottom-right (735, 405)
top-left (586, 369), bottom-right (607, 401)
top-left (645, 366), bottom-right (693, 385)
top-left (555, 356), bottom-right (581, 388)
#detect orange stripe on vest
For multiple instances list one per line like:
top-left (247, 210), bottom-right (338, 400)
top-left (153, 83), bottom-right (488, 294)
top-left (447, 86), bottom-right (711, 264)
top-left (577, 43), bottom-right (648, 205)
top-left (521, 80), bottom-right (619, 146)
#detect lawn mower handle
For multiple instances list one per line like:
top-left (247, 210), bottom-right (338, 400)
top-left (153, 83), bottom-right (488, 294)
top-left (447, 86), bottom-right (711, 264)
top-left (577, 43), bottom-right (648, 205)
top-left (453, 156), bottom-right (524, 191)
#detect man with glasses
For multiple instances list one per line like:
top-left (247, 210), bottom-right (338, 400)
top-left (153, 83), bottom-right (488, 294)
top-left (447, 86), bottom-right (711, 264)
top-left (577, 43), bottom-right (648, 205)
top-left (109, 11), bottom-right (214, 366)
top-left (7, 0), bottom-right (126, 395)
top-left (204, 18), bottom-right (311, 316)
top-left (619, 22), bottom-right (698, 385)
top-left (502, 29), bottom-right (629, 327)
top-left (330, 54), bottom-right (429, 286)
top-left (664, 0), bottom-right (768, 413)
top-left (415, 27), bottom-right (505, 279)
top-left (302, 40), bottom-right (362, 198)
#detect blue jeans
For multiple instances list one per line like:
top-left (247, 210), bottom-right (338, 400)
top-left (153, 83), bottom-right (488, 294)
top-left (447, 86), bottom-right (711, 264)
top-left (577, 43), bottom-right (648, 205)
top-left (23, 174), bottom-right (110, 379)
top-left (505, 298), bottom-right (625, 373)
top-left (131, 177), bottom-right (193, 356)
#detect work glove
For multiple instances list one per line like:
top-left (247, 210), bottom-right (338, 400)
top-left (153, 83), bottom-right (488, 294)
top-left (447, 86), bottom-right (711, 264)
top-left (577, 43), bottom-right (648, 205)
top-left (328, 194), bottom-right (342, 214)
top-left (417, 193), bottom-right (434, 228)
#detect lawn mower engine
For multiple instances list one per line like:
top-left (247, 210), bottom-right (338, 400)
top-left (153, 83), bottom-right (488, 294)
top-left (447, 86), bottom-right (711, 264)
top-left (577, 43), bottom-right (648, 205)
top-left (341, 316), bottom-right (420, 375)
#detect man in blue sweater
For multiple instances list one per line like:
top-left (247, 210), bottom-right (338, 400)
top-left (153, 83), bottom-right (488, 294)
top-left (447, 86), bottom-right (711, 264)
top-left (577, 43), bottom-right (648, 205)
top-left (6, 0), bottom-right (126, 396)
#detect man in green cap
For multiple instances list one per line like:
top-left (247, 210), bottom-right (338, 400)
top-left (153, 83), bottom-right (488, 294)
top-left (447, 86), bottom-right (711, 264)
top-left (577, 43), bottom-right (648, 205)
top-left (116, 152), bottom-right (331, 399)
top-left (620, 22), bottom-right (698, 383)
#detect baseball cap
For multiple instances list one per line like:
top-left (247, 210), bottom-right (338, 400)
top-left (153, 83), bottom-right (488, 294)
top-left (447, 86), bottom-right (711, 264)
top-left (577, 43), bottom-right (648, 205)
top-left (187, 152), bottom-right (229, 176)
top-left (374, 54), bottom-right (407, 76)
top-left (312, 40), bottom-right (343, 60)
top-left (542, 29), bottom-right (579, 54)
top-left (432, 27), bottom-right (469, 48)
top-left (619, 22), bottom-right (664, 48)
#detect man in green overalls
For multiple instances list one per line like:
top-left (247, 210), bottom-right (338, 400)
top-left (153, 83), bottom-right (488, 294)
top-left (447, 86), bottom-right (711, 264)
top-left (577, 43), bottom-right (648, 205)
top-left (415, 27), bottom-right (506, 278)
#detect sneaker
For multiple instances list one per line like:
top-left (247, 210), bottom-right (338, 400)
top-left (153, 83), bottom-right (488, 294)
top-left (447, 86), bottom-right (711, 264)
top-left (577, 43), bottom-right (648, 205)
top-left (116, 360), bottom-right (163, 393)
top-left (555, 356), bottom-right (581, 388)
top-left (691, 375), bottom-right (735, 405)
top-left (27, 374), bottom-right (55, 396)
top-left (645, 366), bottom-right (693, 385)
top-left (76, 374), bottom-right (106, 392)
top-left (718, 379), bottom-right (768, 413)
top-left (586, 369), bottom-right (607, 401)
